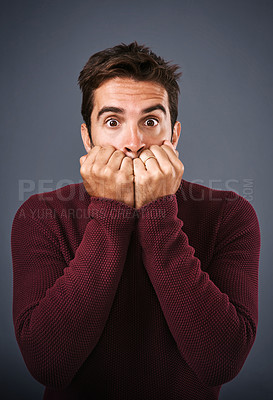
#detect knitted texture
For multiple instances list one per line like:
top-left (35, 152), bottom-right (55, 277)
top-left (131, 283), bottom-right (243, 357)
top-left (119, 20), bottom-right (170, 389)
top-left (11, 179), bottom-right (261, 400)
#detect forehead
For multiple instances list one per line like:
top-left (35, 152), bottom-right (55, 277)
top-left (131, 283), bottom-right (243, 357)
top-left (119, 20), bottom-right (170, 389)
top-left (93, 77), bottom-right (169, 109)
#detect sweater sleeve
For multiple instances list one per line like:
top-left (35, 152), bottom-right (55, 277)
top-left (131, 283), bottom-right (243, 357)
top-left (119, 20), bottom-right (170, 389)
top-left (137, 192), bottom-right (261, 387)
top-left (11, 196), bottom-right (136, 389)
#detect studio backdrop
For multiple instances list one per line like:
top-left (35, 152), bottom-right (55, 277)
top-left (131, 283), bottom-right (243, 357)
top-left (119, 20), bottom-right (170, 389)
top-left (1, 1), bottom-right (272, 399)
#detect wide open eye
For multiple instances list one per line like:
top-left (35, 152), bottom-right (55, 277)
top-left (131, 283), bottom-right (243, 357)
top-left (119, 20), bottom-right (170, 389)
top-left (144, 118), bottom-right (159, 127)
top-left (106, 119), bottom-right (120, 127)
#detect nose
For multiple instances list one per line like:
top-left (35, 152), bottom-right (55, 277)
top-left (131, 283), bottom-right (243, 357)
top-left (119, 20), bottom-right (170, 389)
top-left (121, 126), bottom-right (145, 159)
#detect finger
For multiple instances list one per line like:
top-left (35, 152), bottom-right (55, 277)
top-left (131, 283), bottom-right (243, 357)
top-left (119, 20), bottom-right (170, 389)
top-left (83, 146), bottom-right (101, 166)
top-left (160, 144), bottom-right (181, 167)
top-left (161, 144), bottom-right (184, 177)
top-left (107, 150), bottom-right (126, 171)
top-left (149, 145), bottom-right (173, 173)
top-left (163, 140), bottom-right (181, 160)
top-left (120, 156), bottom-right (134, 175)
top-left (94, 145), bottom-right (117, 167)
top-left (139, 149), bottom-right (153, 162)
top-left (139, 149), bottom-right (159, 169)
top-left (163, 140), bottom-right (177, 154)
top-left (133, 157), bottom-right (146, 177)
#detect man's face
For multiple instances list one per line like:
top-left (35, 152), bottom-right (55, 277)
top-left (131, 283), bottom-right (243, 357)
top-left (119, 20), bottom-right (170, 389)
top-left (81, 77), bottom-right (181, 159)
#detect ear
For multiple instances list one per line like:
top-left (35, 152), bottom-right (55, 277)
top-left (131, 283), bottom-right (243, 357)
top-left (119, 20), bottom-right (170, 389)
top-left (81, 124), bottom-right (92, 153)
top-left (171, 121), bottom-right (181, 149)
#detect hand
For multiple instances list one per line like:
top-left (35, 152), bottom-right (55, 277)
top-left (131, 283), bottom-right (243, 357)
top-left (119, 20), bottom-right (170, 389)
top-left (80, 145), bottom-right (135, 208)
top-left (133, 140), bottom-right (184, 209)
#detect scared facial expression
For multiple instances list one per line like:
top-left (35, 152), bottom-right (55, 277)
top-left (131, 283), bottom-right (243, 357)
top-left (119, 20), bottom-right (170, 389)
top-left (81, 77), bottom-right (181, 159)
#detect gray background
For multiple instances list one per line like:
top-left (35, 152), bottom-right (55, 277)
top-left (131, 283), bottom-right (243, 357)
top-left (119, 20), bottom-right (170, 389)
top-left (1, 0), bottom-right (272, 399)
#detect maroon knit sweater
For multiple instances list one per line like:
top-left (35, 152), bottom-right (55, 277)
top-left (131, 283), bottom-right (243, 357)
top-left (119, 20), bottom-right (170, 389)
top-left (11, 179), bottom-right (261, 400)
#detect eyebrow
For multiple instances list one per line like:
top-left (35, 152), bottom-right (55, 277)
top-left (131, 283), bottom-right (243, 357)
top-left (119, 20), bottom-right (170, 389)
top-left (97, 104), bottom-right (167, 121)
top-left (97, 107), bottom-right (125, 121)
top-left (141, 104), bottom-right (167, 115)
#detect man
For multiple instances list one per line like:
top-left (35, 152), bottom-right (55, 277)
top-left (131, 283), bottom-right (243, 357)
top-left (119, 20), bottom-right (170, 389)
top-left (11, 42), bottom-right (261, 400)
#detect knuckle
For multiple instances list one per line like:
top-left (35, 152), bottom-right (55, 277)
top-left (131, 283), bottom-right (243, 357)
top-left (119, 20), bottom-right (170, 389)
top-left (164, 166), bottom-right (173, 176)
top-left (150, 169), bottom-right (159, 177)
top-left (136, 174), bottom-right (146, 185)
top-left (176, 161), bottom-right (184, 175)
top-left (80, 164), bottom-right (87, 177)
top-left (104, 166), bottom-right (112, 178)
top-left (119, 171), bottom-right (131, 183)
top-left (173, 159), bottom-right (184, 173)
top-left (92, 164), bottom-right (101, 176)
top-left (118, 171), bottom-right (125, 180)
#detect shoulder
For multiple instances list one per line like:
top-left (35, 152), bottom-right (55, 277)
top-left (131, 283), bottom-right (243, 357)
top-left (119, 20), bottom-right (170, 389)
top-left (178, 179), bottom-right (239, 203)
top-left (177, 179), bottom-right (260, 233)
top-left (12, 183), bottom-right (89, 224)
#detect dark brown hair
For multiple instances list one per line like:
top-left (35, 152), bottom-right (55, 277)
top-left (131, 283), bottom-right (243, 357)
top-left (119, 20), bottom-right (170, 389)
top-left (78, 41), bottom-right (182, 143)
